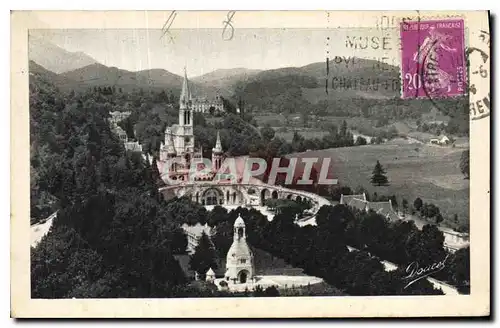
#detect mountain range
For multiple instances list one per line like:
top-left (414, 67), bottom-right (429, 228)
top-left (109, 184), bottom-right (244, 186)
top-left (29, 35), bottom-right (98, 74)
top-left (29, 38), bottom-right (401, 105)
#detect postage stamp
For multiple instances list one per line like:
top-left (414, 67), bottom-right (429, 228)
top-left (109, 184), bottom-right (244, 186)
top-left (400, 19), bottom-right (466, 99)
top-left (10, 10), bottom-right (490, 319)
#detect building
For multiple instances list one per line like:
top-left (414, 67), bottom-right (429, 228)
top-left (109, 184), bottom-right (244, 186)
top-left (159, 68), bottom-right (215, 180)
top-left (181, 222), bottom-right (214, 254)
top-left (224, 215), bottom-right (254, 284)
top-left (440, 135), bottom-right (450, 145)
top-left (124, 141), bottom-right (143, 153)
top-left (439, 227), bottom-right (470, 253)
top-left (191, 95), bottom-right (224, 113)
top-left (112, 125), bottom-right (128, 142)
top-left (430, 135), bottom-right (451, 146)
top-left (206, 268), bottom-right (216, 282)
top-left (340, 193), bottom-right (400, 221)
top-left (109, 111), bottom-right (132, 125)
top-left (109, 112), bottom-right (144, 153)
top-left (156, 68), bottom-right (331, 222)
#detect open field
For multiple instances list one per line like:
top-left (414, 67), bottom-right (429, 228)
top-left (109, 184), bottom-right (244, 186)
top-left (288, 141), bottom-right (470, 227)
top-left (254, 114), bottom-right (381, 130)
top-left (275, 130), bottom-right (330, 142)
top-left (252, 247), bottom-right (307, 276)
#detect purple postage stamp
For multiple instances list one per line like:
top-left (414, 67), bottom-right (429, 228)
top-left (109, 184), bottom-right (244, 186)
top-left (400, 19), bottom-right (466, 99)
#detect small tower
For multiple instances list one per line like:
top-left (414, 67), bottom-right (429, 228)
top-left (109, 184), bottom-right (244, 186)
top-left (165, 133), bottom-right (176, 157)
top-left (206, 267), bottom-right (216, 282)
top-left (225, 214), bottom-right (254, 284)
top-left (212, 131), bottom-right (223, 172)
top-left (162, 133), bottom-right (177, 172)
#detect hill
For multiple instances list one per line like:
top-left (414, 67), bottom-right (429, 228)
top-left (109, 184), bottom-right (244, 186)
top-left (192, 58), bottom-right (400, 107)
top-left (28, 60), bottom-right (78, 92)
top-left (192, 68), bottom-right (261, 95)
top-left (215, 58), bottom-right (401, 115)
top-left (60, 63), bottom-right (215, 96)
top-left (28, 36), bottom-right (98, 74)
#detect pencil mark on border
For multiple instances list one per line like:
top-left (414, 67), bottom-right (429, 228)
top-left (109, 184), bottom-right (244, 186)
top-left (160, 11), bottom-right (177, 44)
top-left (222, 11), bottom-right (236, 41)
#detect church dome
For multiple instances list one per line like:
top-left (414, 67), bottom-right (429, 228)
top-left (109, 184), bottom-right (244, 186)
top-left (234, 214), bottom-right (245, 227)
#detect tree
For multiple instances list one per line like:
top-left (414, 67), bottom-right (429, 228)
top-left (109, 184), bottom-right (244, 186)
top-left (421, 203), bottom-right (440, 219)
top-left (329, 185), bottom-right (353, 201)
top-left (414, 197), bottom-right (423, 211)
top-left (370, 161), bottom-right (389, 186)
top-left (446, 247), bottom-right (470, 292)
top-left (435, 213), bottom-right (444, 225)
top-left (402, 199), bottom-right (409, 215)
top-left (263, 286), bottom-right (280, 297)
top-left (261, 125), bottom-right (275, 141)
top-left (460, 150), bottom-right (469, 179)
top-left (355, 136), bottom-right (367, 146)
top-left (340, 120), bottom-right (348, 137)
top-left (189, 232), bottom-right (218, 279)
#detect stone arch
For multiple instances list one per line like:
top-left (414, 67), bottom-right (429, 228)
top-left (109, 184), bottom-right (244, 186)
top-left (237, 269), bottom-right (250, 284)
top-left (296, 195), bottom-right (302, 202)
top-left (271, 190), bottom-right (279, 199)
top-left (260, 188), bottom-right (270, 205)
top-left (203, 188), bottom-right (223, 206)
top-left (232, 191), bottom-right (237, 203)
top-left (226, 190), bottom-right (230, 203)
top-left (286, 194), bottom-right (293, 200)
top-left (195, 192), bottom-right (199, 204)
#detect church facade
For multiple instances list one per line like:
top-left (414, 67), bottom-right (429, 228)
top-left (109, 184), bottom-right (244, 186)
top-left (158, 68), bottom-right (223, 181)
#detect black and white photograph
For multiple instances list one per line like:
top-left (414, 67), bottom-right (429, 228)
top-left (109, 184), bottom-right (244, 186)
top-left (11, 10), bottom-right (490, 318)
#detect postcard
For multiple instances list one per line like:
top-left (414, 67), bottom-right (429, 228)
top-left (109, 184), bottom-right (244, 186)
top-left (11, 10), bottom-right (490, 318)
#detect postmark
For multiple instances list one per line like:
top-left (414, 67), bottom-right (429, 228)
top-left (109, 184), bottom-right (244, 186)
top-left (400, 19), bottom-right (466, 100)
top-left (466, 29), bottom-right (490, 120)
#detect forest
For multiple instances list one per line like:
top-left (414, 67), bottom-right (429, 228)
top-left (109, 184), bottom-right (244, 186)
top-left (29, 69), bottom-right (469, 298)
top-left (191, 203), bottom-right (469, 296)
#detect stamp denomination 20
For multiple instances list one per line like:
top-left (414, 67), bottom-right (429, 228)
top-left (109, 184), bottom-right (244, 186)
top-left (400, 19), bottom-right (466, 100)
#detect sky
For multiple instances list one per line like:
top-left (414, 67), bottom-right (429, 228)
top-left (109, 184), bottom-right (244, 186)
top-left (30, 28), bottom-right (399, 77)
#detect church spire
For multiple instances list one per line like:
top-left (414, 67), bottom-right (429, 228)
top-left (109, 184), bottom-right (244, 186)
top-left (212, 131), bottom-right (223, 154)
top-left (180, 66), bottom-right (191, 108)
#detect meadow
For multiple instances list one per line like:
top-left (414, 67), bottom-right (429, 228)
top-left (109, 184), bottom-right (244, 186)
top-left (288, 140), bottom-right (470, 228)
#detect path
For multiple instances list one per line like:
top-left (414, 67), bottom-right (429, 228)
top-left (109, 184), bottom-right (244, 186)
top-left (30, 211), bottom-right (57, 247)
top-left (346, 245), bottom-right (459, 295)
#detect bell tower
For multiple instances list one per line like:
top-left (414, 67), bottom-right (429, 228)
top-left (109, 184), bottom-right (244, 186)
top-left (225, 214), bottom-right (254, 284)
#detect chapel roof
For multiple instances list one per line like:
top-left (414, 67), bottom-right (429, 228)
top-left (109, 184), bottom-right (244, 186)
top-left (234, 214), bottom-right (245, 227)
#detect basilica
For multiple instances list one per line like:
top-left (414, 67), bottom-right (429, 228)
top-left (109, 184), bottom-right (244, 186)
top-left (157, 67), bottom-right (330, 216)
top-left (158, 68), bottom-right (223, 181)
